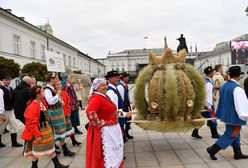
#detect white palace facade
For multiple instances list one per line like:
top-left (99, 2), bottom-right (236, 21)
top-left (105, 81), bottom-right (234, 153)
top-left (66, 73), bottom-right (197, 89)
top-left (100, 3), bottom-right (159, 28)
top-left (0, 7), bottom-right (104, 78)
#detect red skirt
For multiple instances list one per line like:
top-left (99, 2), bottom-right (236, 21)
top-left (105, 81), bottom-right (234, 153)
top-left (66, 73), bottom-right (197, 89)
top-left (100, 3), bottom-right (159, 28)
top-left (86, 126), bottom-right (124, 168)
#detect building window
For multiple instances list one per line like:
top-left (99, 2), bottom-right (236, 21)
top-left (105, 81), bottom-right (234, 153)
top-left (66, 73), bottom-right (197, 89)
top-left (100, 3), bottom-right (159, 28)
top-left (63, 54), bottom-right (66, 65)
top-left (81, 62), bottom-right (83, 70)
top-left (50, 48), bottom-right (53, 52)
top-left (30, 41), bottom-right (36, 58)
top-left (69, 56), bottom-right (71, 66)
top-left (73, 57), bottom-right (76, 67)
top-left (13, 35), bottom-right (21, 54)
top-left (56, 51), bottom-right (60, 54)
top-left (41, 45), bottom-right (46, 60)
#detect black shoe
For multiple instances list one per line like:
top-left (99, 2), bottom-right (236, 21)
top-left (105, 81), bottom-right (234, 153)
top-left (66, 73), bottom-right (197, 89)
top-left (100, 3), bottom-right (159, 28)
top-left (74, 126), bottom-right (83, 134)
top-left (71, 136), bottom-right (81, 146)
top-left (75, 130), bottom-right (83, 135)
top-left (233, 146), bottom-right (248, 160)
top-left (62, 143), bottom-right (75, 157)
top-left (126, 134), bottom-right (134, 139)
top-left (207, 143), bottom-right (222, 160)
top-left (0, 135), bottom-right (6, 148)
top-left (210, 126), bottom-right (220, 139)
top-left (52, 156), bottom-right (69, 168)
top-left (11, 133), bottom-right (23, 147)
top-left (191, 129), bottom-right (202, 139)
top-left (31, 160), bottom-right (38, 168)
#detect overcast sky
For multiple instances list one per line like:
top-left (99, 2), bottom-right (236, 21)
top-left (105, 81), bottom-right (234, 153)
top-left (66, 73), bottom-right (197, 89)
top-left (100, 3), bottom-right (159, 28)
top-left (1, 0), bottom-right (248, 58)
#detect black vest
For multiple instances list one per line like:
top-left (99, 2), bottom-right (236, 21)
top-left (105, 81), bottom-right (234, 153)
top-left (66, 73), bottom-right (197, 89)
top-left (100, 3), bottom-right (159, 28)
top-left (0, 85), bottom-right (13, 111)
top-left (44, 86), bottom-right (61, 110)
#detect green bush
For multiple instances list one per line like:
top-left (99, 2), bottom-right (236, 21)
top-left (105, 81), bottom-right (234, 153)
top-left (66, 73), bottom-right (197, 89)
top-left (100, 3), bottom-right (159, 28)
top-left (21, 62), bottom-right (47, 81)
top-left (0, 57), bottom-right (20, 79)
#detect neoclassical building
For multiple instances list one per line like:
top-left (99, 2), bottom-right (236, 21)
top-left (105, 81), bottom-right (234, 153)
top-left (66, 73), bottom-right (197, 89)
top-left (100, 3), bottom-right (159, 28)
top-left (98, 48), bottom-right (201, 80)
top-left (0, 7), bottom-right (104, 79)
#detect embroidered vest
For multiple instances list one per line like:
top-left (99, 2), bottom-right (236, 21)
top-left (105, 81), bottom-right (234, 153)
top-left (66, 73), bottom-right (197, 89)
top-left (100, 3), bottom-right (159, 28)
top-left (215, 80), bottom-right (246, 125)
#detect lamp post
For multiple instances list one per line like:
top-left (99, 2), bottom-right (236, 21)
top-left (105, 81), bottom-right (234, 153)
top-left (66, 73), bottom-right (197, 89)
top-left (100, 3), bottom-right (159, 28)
top-left (198, 59), bottom-right (209, 72)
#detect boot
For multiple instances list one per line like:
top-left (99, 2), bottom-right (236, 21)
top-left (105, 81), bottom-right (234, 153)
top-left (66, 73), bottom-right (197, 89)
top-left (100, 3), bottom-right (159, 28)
top-left (11, 133), bottom-right (23, 147)
top-left (74, 126), bottom-right (83, 134)
top-left (233, 146), bottom-right (248, 160)
top-left (52, 156), bottom-right (69, 168)
top-left (210, 126), bottom-right (220, 139)
top-left (55, 144), bottom-right (61, 155)
top-left (191, 128), bottom-right (202, 139)
top-left (207, 143), bottom-right (222, 160)
top-left (62, 143), bottom-right (75, 157)
top-left (31, 160), bottom-right (38, 168)
top-left (71, 135), bottom-right (81, 146)
top-left (0, 135), bottom-right (6, 147)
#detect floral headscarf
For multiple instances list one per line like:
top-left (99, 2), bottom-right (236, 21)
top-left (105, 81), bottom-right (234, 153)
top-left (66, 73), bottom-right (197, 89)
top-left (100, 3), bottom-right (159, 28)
top-left (88, 78), bottom-right (107, 99)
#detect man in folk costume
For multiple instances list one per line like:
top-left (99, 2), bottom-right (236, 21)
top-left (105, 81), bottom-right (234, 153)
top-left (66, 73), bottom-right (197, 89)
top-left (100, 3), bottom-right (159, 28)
top-left (117, 72), bottom-right (133, 139)
top-left (213, 64), bottom-right (225, 109)
top-left (192, 66), bottom-right (219, 139)
top-left (44, 73), bottom-right (75, 157)
top-left (105, 70), bottom-right (131, 143)
top-left (0, 75), bottom-right (23, 147)
top-left (207, 66), bottom-right (248, 160)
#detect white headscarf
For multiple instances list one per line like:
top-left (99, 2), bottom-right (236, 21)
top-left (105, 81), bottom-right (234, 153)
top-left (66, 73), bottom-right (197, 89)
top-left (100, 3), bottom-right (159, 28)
top-left (88, 78), bottom-right (107, 99)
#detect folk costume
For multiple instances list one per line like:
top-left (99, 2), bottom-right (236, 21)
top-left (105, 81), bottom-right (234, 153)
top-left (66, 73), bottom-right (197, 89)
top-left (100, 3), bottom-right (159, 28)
top-left (61, 90), bottom-right (74, 137)
top-left (62, 73), bottom-right (81, 134)
top-left (22, 97), bottom-right (69, 168)
top-left (207, 66), bottom-right (248, 160)
top-left (106, 71), bottom-right (127, 142)
top-left (192, 66), bottom-right (219, 139)
top-left (117, 72), bottom-right (133, 139)
top-left (61, 90), bottom-right (81, 146)
top-left (86, 78), bottom-right (124, 168)
top-left (22, 99), bottom-right (55, 158)
top-left (44, 81), bottom-right (75, 157)
top-left (44, 84), bottom-right (66, 142)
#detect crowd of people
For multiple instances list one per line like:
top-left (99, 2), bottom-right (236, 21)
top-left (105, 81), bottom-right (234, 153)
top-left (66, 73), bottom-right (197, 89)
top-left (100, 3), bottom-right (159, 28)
top-left (2, 64), bottom-right (248, 167)
top-left (0, 73), bottom-right (84, 168)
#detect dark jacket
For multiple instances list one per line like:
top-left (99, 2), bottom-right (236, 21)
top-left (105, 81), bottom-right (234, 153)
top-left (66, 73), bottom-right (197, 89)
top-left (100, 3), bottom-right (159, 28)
top-left (12, 81), bottom-right (30, 124)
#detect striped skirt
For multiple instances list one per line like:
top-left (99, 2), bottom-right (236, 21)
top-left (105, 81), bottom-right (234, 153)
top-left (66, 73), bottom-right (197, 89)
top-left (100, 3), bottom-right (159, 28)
top-left (23, 126), bottom-right (55, 158)
top-left (65, 116), bottom-right (74, 137)
top-left (48, 108), bottom-right (66, 142)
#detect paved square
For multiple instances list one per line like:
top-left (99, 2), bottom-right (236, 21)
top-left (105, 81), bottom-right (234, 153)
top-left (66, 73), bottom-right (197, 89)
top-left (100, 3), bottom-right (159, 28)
top-left (1, 111), bottom-right (248, 168)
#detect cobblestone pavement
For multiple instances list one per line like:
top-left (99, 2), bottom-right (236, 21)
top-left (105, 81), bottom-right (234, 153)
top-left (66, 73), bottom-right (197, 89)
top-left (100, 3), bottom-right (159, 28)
top-left (1, 111), bottom-right (248, 168)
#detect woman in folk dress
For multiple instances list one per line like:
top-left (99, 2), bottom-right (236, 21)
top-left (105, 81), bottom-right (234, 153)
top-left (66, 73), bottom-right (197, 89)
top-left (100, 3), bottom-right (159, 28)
top-left (55, 80), bottom-right (81, 146)
top-left (86, 78), bottom-right (124, 168)
top-left (22, 85), bottom-right (68, 168)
